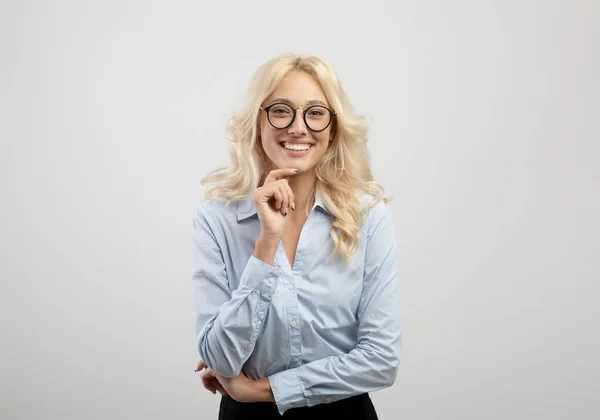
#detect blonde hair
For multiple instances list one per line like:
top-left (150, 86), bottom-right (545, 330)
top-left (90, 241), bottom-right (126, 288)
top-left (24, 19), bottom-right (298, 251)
top-left (201, 53), bottom-right (389, 264)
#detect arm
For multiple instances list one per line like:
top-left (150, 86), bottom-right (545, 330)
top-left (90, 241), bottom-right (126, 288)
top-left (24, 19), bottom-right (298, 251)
top-left (192, 204), bottom-right (281, 378)
top-left (267, 201), bottom-right (402, 415)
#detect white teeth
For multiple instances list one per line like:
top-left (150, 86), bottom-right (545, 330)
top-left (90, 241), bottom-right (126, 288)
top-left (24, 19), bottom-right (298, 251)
top-left (283, 143), bottom-right (311, 151)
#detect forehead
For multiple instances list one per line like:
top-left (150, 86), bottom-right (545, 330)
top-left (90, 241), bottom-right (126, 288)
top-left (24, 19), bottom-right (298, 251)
top-left (264, 71), bottom-right (330, 107)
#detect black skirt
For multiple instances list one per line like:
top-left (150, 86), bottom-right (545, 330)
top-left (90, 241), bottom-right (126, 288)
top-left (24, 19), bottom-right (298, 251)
top-left (218, 393), bottom-right (378, 420)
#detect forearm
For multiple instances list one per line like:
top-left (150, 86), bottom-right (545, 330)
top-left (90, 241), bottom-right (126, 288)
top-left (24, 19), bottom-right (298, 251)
top-left (268, 346), bottom-right (400, 413)
top-left (196, 255), bottom-right (280, 377)
top-left (253, 233), bottom-right (280, 266)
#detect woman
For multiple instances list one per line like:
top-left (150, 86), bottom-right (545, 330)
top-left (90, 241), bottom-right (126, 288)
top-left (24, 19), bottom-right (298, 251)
top-left (191, 54), bottom-right (402, 419)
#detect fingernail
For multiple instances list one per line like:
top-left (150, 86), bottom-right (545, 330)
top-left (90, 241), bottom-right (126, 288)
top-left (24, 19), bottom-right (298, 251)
top-left (293, 168), bottom-right (299, 172)
top-left (292, 203), bottom-right (295, 211)
top-left (285, 209), bottom-right (288, 216)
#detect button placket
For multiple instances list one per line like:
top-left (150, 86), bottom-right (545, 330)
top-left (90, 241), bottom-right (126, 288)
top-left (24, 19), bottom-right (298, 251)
top-left (278, 216), bottom-right (315, 370)
top-left (283, 272), bottom-right (302, 368)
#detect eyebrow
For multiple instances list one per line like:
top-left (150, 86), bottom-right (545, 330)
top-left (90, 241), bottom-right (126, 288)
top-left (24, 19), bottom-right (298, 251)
top-left (268, 98), bottom-right (329, 107)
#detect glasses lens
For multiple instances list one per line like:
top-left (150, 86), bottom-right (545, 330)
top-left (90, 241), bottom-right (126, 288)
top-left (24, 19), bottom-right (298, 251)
top-left (267, 103), bottom-right (294, 129)
top-left (305, 106), bottom-right (331, 131)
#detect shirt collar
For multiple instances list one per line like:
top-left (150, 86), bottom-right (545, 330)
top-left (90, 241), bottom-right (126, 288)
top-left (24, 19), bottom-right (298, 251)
top-left (237, 188), bottom-right (329, 222)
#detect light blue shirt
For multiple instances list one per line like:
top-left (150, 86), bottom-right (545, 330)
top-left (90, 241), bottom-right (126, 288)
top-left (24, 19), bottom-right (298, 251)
top-left (191, 190), bottom-right (402, 415)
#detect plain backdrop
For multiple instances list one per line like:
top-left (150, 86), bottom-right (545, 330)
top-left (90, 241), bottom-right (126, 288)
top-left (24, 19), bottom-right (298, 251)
top-left (1, 1), bottom-right (598, 419)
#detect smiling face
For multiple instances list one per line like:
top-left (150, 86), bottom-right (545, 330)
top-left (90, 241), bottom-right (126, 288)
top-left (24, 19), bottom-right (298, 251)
top-left (259, 70), bottom-right (334, 174)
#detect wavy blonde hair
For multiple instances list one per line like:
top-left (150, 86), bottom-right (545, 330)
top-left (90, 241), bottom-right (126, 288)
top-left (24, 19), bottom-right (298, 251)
top-left (201, 53), bottom-right (389, 264)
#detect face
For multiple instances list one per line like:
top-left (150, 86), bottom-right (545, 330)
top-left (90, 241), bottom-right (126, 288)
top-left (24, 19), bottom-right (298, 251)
top-left (259, 71), bottom-right (334, 175)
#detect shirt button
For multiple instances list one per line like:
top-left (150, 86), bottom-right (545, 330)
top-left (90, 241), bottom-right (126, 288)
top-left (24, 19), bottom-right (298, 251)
top-left (293, 357), bottom-right (300, 362)
top-left (268, 278), bottom-right (273, 284)
top-left (287, 283), bottom-right (294, 290)
top-left (290, 320), bottom-right (298, 328)
top-left (259, 311), bottom-right (264, 319)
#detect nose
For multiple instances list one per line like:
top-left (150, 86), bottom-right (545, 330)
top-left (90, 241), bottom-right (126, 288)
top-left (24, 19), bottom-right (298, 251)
top-left (288, 108), bottom-right (308, 136)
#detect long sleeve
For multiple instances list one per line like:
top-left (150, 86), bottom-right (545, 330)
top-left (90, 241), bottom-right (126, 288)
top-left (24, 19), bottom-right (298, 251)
top-left (267, 201), bottom-right (402, 415)
top-left (192, 204), bottom-right (281, 378)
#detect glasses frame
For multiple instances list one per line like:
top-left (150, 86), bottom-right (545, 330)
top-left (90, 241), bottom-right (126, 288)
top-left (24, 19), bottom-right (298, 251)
top-left (259, 102), bottom-right (337, 133)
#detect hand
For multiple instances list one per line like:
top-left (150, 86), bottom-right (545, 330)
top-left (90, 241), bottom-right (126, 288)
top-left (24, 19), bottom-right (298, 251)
top-left (194, 359), bottom-right (228, 396)
top-left (253, 168), bottom-right (298, 239)
top-left (214, 370), bottom-right (258, 403)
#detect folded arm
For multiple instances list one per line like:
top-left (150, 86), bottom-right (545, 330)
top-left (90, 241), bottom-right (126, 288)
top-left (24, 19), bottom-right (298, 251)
top-left (267, 201), bottom-right (403, 415)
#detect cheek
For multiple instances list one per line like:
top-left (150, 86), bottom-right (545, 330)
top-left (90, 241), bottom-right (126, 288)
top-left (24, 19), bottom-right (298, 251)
top-left (261, 128), bottom-right (279, 149)
top-left (259, 120), bottom-right (272, 142)
top-left (315, 131), bottom-right (331, 148)
top-left (259, 117), bottom-right (272, 140)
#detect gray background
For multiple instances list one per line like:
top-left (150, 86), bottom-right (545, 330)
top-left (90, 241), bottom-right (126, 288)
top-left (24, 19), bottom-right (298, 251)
top-left (1, 0), bottom-right (598, 419)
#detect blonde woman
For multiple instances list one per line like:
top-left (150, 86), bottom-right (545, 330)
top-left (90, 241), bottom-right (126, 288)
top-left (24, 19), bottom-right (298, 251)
top-left (192, 54), bottom-right (402, 419)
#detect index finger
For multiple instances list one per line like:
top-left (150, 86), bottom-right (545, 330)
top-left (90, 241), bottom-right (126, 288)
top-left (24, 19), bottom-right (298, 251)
top-left (265, 168), bottom-right (299, 183)
top-left (195, 359), bottom-right (207, 372)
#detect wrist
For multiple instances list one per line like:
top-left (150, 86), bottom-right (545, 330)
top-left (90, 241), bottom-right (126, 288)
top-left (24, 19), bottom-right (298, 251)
top-left (254, 235), bottom-right (280, 266)
top-left (251, 378), bottom-right (275, 403)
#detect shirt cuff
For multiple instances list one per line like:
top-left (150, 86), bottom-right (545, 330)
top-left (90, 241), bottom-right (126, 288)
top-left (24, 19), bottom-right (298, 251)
top-left (268, 367), bottom-right (306, 415)
top-left (240, 255), bottom-right (280, 298)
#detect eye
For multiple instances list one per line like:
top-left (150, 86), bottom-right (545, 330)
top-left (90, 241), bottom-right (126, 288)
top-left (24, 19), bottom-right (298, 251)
top-left (269, 104), bottom-right (293, 117)
top-left (307, 107), bottom-right (326, 117)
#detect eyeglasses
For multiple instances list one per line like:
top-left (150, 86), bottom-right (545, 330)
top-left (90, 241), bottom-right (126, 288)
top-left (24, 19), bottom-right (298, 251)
top-left (259, 102), bottom-right (336, 132)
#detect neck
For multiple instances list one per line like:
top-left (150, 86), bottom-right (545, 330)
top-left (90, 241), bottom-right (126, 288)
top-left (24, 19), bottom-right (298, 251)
top-left (287, 170), bottom-right (317, 211)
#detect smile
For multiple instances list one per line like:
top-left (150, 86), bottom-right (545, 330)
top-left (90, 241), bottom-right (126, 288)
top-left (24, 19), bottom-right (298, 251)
top-left (280, 142), bottom-right (313, 151)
